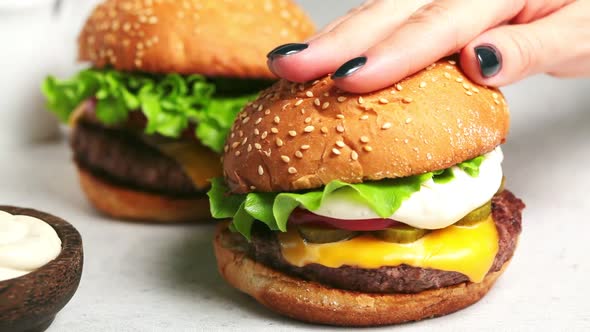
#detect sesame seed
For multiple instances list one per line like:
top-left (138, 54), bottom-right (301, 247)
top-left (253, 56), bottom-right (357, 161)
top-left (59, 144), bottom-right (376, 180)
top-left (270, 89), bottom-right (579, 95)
top-left (271, 127), bottom-right (279, 134)
top-left (382, 122), bottom-right (392, 129)
top-left (301, 145), bottom-right (310, 150)
top-left (304, 117), bottom-right (312, 124)
top-left (314, 98), bottom-right (321, 107)
top-left (276, 138), bottom-right (284, 147)
top-left (273, 116), bottom-right (280, 124)
top-left (258, 105), bottom-right (264, 112)
top-left (322, 102), bottom-right (330, 110)
top-left (336, 125), bottom-right (345, 133)
top-left (295, 99), bottom-right (303, 106)
top-left (358, 96), bottom-right (364, 104)
top-left (312, 80), bottom-right (320, 85)
top-left (404, 139), bottom-right (409, 144)
top-left (379, 98), bottom-right (389, 104)
top-left (465, 90), bottom-right (473, 96)
top-left (494, 99), bottom-right (500, 105)
top-left (472, 87), bottom-right (480, 93)
top-left (405, 118), bottom-right (413, 124)
top-left (360, 115), bottom-right (369, 120)
top-left (304, 125), bottom-right (315, 133)
top-left (261, 131), bottom-right (268, 139)
top-left (231, 142), bottom-right (240, 149)
top-left (351, 150), bottom-right (359, 161)
top-left (402, 97), bottom-right (413, 103)
top-left (247, 144), bottom-right (252, 152)
top-left (295, 151), bottom-right (303, 158)
top-left (456, 77), bottom-right (464, 83)
top-left (448, 60), bottom-right (456, 65)
top-left (224, 145), bottom-right (229, 153)
top-left (254, 128), bottom-right (260, 135)
top-left (288, 130), bottom-right (297, 137)
top-left (336, 114), bottom-right (345, 119)
top-left (363, 146), bottom-right (373, 152)
top-left (331, 148), bottom-right (342, 156)
top-left (281, 155), bottom-right (290, 163)
top-left (241, 137), bottom-right (248, 145)
top-left (305, 91), bottom-right (314, 97)
top-left (250, 185), bottom-right (256, 190)
top-left (288, 167), bottom-right (298, 174)
top-left (419, 82), bottom-right (427, 88)
top-left (492, 92), bottom-right (499, 99)
top-left (360, 136), bottom-right (369, 143)
top-left (396, 84), bottom-right (403, 91)
top-left (323, 92), bottom-right (330, 97)
top-left (321, 126), bottom-right (329, 134)
top-left (335, 140), bottom-right (345, 148)
top-left (255, 143), bottom-right (262, 150)
top-left (463, 83), bottom-right (470, 90)
top-left (235, 150), bottom-right (241, 156)
top-left (444, 72), bottom-right (452, 79)
top-left (337, 96), bottom-right (347, 102)
top-left (264, 109), bottom-right (271, 115)
top-left (258, 166), bottom-right (264, 175)
top-left (445, 65), bottom-right (453, 70)
top-left (300, 108), bottom-right (306, 114)
top-left (255, 118), bottom-right (262, 125)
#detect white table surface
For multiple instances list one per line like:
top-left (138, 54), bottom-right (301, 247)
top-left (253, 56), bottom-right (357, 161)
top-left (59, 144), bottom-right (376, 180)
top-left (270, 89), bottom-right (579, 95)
top-left (1, 1), bottom-right (590, 331)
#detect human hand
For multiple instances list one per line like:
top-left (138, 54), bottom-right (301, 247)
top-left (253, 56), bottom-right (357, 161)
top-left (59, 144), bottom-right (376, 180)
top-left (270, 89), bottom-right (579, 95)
top-left (267, 0), bottom-right (590, 93)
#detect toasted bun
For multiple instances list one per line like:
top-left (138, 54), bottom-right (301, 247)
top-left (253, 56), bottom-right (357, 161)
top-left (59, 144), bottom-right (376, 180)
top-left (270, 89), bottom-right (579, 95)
top-left (78, 0), bottom-right (314, 78)
top-left (214, 224), bottom-right (509, 326)
top-left (77, 166), bottom-right (210, 223)
top-left (223, 59), bottom-right (510, 193)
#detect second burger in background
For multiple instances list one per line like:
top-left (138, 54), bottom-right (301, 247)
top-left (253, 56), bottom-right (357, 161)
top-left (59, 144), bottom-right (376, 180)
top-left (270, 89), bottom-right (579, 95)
top-left (42, 0), bottom-right (315, 223)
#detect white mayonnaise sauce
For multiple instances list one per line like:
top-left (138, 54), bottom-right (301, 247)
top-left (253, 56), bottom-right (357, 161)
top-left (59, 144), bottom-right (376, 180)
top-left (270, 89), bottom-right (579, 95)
top-left (310, 147), bottom-right (504, 229)
top-left (0, 211), bottom-right (62, 281)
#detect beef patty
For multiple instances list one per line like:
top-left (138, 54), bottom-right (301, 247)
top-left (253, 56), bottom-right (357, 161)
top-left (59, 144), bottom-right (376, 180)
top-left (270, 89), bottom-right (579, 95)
top-left (222, 190), bottom-right (524, 294)
top-left (71, 122), bottom-right (201, 197)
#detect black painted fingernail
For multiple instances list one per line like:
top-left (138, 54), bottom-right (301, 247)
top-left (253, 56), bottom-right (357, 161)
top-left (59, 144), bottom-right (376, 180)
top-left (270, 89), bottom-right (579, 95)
top-left (267, 43), bottom-right (308, 58)
top-left (475, 44), bottom-right (502, 78)
top-left (332, 56), bottom-right (367, 79)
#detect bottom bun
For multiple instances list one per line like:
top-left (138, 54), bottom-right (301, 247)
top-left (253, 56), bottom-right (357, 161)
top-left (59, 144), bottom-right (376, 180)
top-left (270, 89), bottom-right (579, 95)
top-left (214, 224), bottom-right (510, 326)
top-left (77, 166), bottom-right (211, 223)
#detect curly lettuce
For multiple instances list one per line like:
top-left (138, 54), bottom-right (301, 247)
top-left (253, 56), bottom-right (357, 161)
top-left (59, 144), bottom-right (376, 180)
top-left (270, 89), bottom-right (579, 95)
top-left (208, 156), bottom-right (485, 239)
top-left (42, 69), bottom-right (258, 153)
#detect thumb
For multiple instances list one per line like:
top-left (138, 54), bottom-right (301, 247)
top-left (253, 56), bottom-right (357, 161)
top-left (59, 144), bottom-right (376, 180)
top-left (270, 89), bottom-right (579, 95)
top-left (460, 2), bottom-right (584, 86)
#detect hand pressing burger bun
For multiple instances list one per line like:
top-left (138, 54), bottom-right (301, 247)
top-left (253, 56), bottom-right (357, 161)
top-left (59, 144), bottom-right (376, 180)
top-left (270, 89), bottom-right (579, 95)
top-left (41, 0), bottom-right (314, 223)
top-left (210, 58), bottom-right (525, 326)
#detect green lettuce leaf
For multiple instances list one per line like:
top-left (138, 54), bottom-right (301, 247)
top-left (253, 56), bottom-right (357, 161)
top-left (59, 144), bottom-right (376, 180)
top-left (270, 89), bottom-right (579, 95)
top-left (41, 68), bottom-right (257, 153)
top-left (208, 155), bottom-right (486, 240)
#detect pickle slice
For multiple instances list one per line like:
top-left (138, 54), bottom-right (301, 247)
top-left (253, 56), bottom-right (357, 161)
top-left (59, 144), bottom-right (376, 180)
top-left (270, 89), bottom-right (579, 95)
top-left (374, 225), bottom-right (429, 244)
top-left (456, 201), bottom-right (492, 226)
top-left (298, 225), bottom-right (357, 244)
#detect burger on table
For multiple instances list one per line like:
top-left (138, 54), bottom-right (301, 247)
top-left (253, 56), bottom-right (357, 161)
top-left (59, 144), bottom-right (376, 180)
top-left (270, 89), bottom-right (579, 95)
top-left (41, 0), bottom-right (314, 222)
top-left (210, 58), bottom-right (525, 326)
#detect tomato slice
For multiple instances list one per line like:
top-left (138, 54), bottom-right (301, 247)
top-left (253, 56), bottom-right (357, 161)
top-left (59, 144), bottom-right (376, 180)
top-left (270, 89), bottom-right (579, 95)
top-left (288, 208), bottom-right (401, 231)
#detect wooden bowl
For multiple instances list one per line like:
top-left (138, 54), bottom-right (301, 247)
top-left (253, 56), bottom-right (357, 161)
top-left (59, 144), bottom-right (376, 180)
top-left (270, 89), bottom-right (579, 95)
top-left (0, 206), bottom-right (83, 332)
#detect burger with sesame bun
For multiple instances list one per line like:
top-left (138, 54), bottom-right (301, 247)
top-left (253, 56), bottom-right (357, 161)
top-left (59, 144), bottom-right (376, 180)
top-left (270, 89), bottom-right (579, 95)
top-left (209, 58), bottom-right (525, 326)
top-left (41, 0), bottom-right (315, 222)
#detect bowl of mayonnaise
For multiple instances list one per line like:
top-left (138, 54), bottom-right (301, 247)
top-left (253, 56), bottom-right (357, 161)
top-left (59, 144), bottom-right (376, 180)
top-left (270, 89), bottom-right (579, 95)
top-left (0, 206), bottom-right (83, 332)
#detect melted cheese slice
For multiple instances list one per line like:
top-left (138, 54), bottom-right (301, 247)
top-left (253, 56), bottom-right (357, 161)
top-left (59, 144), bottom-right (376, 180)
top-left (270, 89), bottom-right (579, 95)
top-left (278, 216), bottom-right (499, 283)
top-left (151, 140), bottom-right (222, 190)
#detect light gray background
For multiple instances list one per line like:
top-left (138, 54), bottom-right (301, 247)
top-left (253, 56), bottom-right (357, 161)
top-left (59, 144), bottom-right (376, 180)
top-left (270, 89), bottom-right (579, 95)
top-left (0, 1), bottom-right (589, 331)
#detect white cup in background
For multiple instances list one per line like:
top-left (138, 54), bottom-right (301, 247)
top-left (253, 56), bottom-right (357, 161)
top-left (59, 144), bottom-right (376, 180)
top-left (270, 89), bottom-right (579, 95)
top-left (0, 0), bottom-right (76, 147)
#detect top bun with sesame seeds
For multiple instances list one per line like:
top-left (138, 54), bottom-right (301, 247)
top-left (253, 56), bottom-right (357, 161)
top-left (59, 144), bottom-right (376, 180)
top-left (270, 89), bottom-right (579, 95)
top-left (78, 0), bottom-right (315, 78)
top-left (223, 58), bottom-right (510, 193)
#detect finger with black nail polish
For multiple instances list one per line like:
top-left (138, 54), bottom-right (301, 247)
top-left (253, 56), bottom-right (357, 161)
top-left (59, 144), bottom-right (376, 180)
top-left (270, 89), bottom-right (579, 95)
top-left (475, 44), bottom-right (502, 78)
top-left (267, 43), bottom-right (308, 59)
top-left (331, 56), bottom-right (367, 79)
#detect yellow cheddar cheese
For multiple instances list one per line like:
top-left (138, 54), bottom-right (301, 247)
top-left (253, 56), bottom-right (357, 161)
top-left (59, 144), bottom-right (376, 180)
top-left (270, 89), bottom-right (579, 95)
top-left (278, 216), bottom-right (498, 283)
